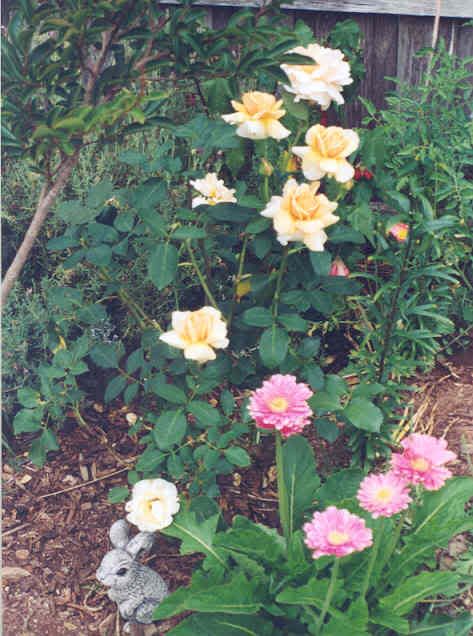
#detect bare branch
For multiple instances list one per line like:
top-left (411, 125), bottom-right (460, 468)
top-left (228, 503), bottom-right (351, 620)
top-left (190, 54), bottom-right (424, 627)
top-left (1, 152), bottom-right (79, 306)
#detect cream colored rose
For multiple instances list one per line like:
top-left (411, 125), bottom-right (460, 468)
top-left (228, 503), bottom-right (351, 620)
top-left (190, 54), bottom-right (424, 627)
top-left (159, 306), bottom-right (229, 363)
top-left (125, 479), bottom-right (180, 532)
top-left (281, 44), bottom-right (353, 110)
top-left (292, 124), bottom-right (359, 183)
top-left (222, 91), bottom-right (290, 140)
top-left (261, 178), bottom-right (339, 251)
top-left (190, 172), bottom-right (236, 208)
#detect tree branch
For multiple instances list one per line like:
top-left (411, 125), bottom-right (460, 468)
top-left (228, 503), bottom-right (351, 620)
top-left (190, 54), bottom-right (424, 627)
top-left (1, 151), bottom-right (79, 306)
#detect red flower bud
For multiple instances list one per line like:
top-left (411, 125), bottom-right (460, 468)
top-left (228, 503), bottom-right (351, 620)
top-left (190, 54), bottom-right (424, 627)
top-left (354, 167), bottom-right (363, 181)
top-left (329, 258), bottom-right (350, 277)
top-left (319, 112), bottom-right (329, 126)
top-left (363, 169), bottom-right (374, 180)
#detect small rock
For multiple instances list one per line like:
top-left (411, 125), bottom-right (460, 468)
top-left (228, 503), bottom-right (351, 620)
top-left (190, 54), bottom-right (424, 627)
top-left (15, 549), bottom-right (29, 561)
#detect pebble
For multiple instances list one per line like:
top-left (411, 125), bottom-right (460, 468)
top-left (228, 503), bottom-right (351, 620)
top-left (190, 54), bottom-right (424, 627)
top-left (15, 549), bottom-right (29, 561)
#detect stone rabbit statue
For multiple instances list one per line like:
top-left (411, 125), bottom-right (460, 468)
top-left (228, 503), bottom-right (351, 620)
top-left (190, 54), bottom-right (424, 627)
top-left (96, 519), bottom-right (169, 631)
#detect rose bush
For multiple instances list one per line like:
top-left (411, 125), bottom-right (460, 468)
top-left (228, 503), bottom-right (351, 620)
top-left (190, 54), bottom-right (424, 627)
top-left (11, 15), bottom-right (378, 476)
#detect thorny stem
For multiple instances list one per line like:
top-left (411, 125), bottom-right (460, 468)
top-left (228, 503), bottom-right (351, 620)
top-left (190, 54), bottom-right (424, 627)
top-left (273, 246), bottom-right (289, 319)
top-left (73, 405), bottom-right (95, 435)
top-left (117, 286), bottom-right (161, 332)
top-left (263, 174), bottom-right (270, 204)
top-left (315, 559), bottom-right (340, 635)
top-left (185, 239), bottom-right (220, 310)
top-left (227, 234), bottom-right (249, 328)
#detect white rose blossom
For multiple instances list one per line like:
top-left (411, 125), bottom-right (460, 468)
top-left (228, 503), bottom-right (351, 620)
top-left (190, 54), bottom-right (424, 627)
top-left (125, 479), bottom-right (180, 532)
top-left (281, 43), bottom-right (353, 110)
top-left (190, 172), bottom-right (237, 208)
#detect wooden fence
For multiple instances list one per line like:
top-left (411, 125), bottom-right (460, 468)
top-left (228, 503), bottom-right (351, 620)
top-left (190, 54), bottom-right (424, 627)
top-left (196, 1), bottom-right (473, 125)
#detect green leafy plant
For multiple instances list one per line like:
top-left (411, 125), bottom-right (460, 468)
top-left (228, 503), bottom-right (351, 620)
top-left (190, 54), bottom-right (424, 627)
top-left (9, 15), bottom-right (376, 473)
top-left (348, 42), bottom-right (473, 382)
top-left (150, 433), bottom-right (472, 634)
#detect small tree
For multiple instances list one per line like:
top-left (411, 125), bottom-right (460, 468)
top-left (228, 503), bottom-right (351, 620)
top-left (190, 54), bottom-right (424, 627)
top-left (1, 0), bottom-right (297, 304)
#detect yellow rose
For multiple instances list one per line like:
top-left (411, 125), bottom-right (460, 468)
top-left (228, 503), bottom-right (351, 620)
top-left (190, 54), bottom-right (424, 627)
top-left (190, 172), bottom-right (236, 208)
top-left (125, 479), bottom-right (180, 532)
top-left (281, 44), bottom-right (353, 110)
top-left (292, 124), bottom-right (359, 183)
top-left (159, 306), bottom-right (229, 363)
top-left (261, 178), bottom-right (338, 251)
top-left (222, 91), bottom-right (290, 140)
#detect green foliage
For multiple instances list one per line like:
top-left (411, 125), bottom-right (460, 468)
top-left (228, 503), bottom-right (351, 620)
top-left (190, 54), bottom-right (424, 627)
top-left (351, 42), bottom-right (473, 382)
top-left (6, 7), bottom-right (372, 474)
top-left (155, 470), bottom-right (473, 634)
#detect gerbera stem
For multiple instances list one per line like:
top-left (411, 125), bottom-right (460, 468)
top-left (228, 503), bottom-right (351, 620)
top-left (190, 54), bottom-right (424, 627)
top-left (275, 431), bottom-right (290, 541)
top-left (185, 239), bottom-right (220, 311)
top-left (377, 510), bottom-right (409, 593)
top-left (315, 558), bottom-right (340, 634)
top-left (360, 518), bottom-right (384, 599)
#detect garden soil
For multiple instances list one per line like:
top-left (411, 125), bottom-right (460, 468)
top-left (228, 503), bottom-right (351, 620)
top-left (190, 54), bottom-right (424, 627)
top-left (3, 343), bottom-right (473, 635)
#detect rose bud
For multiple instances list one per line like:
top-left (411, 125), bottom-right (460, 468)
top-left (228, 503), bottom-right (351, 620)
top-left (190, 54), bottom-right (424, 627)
top-left (329, 257), bottom-right (350, 277)
top-left (259, 158), bottom-right (274, 177)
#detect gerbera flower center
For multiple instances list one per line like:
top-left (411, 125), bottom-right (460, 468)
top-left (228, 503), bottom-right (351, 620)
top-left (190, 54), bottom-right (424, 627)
top-left (327, 530), bottom-right (349, 545)
top-left (268, 396), bottom-right (289, 413)
top-left (375, 487), bottom-right (393, 502)
top-left (411, 457), bottom-right (430, 472)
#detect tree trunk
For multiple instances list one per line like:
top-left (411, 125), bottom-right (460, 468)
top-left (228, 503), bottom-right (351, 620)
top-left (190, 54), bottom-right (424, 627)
top-left (1, 152), bottom-right (79, 308)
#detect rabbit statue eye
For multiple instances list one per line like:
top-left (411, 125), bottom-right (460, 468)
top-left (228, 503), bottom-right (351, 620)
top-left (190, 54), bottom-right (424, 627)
top-left (116, 567), bottom-right (128, 576)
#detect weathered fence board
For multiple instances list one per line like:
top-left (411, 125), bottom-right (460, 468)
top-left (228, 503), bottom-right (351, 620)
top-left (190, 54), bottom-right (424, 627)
top-left (175, 0), bottom-right (473, 18)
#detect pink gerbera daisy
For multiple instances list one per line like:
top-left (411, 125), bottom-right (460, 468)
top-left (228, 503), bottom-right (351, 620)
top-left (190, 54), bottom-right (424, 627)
top-left (303, 506), bottom-right (373, 559)
top-left (391, 433), bottom-right (457, 491)
top-left (357, 471), bottom-right (412, 518)
top-left (248, 374), bottom-right (313, 437)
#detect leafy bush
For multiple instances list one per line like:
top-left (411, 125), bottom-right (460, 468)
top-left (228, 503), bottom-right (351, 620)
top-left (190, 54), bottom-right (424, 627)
top-left (350, 42), bottom-right (473, 380)
top-left (8, 7), bottom-right (383, 475)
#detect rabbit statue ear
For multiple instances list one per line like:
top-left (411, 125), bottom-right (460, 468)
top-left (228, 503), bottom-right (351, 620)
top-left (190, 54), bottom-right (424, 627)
top-left (109, 519), bottom-right (130, 549)
top-left (126, 531), bottom-right (155, 559)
